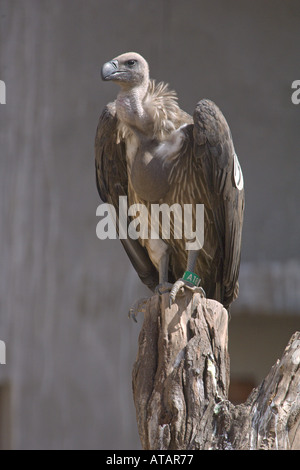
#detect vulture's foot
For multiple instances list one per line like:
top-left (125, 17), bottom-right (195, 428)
top-left (169, 279), bottom-right (206, 307)
top-left (154, 282), bottom-right (174, 295)
top-left (128, 297), bottom-right (149, 323)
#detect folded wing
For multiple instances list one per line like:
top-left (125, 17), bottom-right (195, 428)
top-left (95, 104), bottom-right (159, 290)
top-left (193, 99), bottom-right (245, 307)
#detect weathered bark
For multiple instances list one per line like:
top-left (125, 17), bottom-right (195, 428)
top-left (132, 291), bottom-right (300, 450)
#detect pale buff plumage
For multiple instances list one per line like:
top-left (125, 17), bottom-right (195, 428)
top-left (116, 79), bottom-right (190, 143)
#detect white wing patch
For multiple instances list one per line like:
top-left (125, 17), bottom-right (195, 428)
top-left (155, 126), bottom-right (185, 161)
top-left (125, 133), bottom-right (139, 166)
top-left (233, 152), bottom-right (244, 190)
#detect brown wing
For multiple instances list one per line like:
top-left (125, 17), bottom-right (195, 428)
top-left (193, 99), bottom-right (245, 307)
top-left (95, 104), bottom-right (159, 291)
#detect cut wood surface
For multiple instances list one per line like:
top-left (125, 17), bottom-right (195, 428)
top-left (132, 291), bottom-right (300, 450)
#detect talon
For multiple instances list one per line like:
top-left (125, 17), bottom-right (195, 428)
top-left (198, 286), bottom-right (206, 298)
top-left (128, 310), bottom-right (138, 323)
top-left (169, 279), bottom-right (185, 307)
top-left (128, 297), bottom-right (148, 322)
top-left (155, 282), bottom-right (173, 295)
top-left (185, 284), bottom-right (206, 298)
top-left (168, 278), bottom-right (206, 306)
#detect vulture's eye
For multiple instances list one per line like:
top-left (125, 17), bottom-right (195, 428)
top-left (127, 60), bottom-right (137, 67)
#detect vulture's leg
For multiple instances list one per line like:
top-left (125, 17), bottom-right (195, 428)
top-left (144, 238), bottom-right (172, 294)
top-left (128, 240), bottom-right (172, 321)
top-left (155, 251), bottom-right (173, 294)
top-left (169, 249), bottom-right (206, 307)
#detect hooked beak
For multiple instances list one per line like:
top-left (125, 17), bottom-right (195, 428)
top-left (101, 59), bottom-right (119, 80)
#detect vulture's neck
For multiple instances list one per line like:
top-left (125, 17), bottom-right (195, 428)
top-left (116, 83), bottom-right (152, 136)
top-left (115, 81), bottom-right (186, 202)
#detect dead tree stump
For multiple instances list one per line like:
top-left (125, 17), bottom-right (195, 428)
top-left (132, 291), bottom-right (300, 450)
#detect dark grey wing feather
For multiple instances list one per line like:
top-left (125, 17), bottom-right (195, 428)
top-left (193, 99), bottom-right (245, 307)
top-left (95, 104), bottom-right (159, 291)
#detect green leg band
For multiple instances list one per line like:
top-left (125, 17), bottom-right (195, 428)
top-left (182, 271), bottom-right (201, 287)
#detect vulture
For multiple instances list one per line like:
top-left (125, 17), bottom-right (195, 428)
top-left (95, 52), bottom-right (244, 318)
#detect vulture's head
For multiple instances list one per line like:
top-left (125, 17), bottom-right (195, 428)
top-left (101, 52), bottom-right (149, 90)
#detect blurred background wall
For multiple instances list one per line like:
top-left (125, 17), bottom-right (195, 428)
top-left (0, 0), bottom-right (299, 449)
